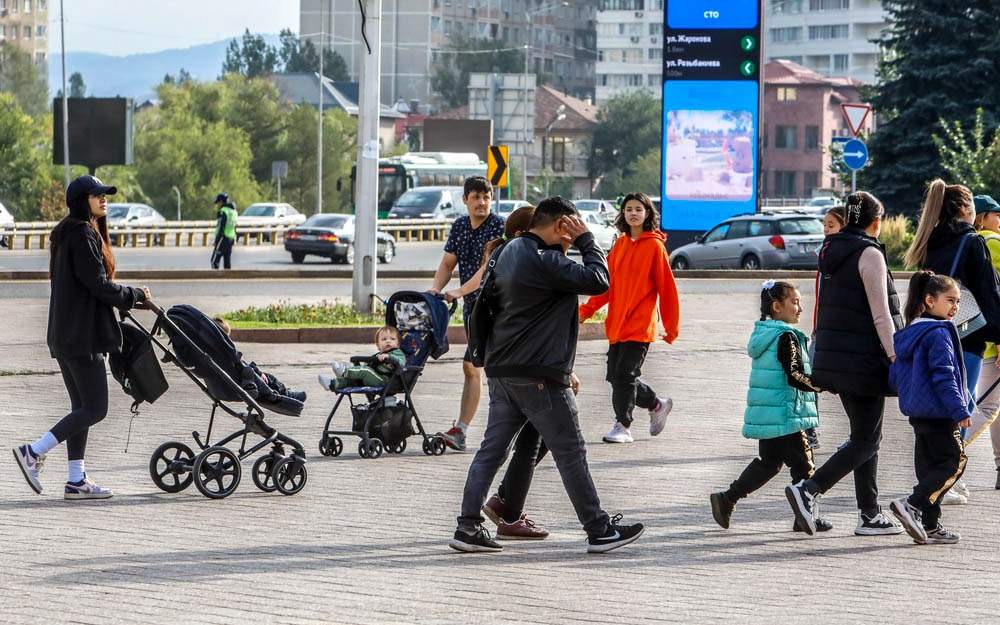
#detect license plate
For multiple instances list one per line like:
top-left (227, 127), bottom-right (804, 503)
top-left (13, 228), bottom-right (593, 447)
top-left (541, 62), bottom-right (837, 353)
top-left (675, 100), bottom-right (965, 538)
top-left (800, 243), bottom-right (819, 253)
top-left (298, 234), bottom-right (316, 241)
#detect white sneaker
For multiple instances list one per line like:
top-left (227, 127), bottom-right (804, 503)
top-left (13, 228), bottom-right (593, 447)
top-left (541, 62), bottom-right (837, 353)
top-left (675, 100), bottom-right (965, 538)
top-left (12, 445), bottom-right (45, 494)
top-left (649, 396), bottom-right (673, 437)
top-left (602, 421), bottom-right (634, 444)
top-left (855, 509), bottom-right (904, 536)
top-left (318, 373), bottom-right (336, 391)
top-left (889, 497), bottom-right (927, 543)
top-left (940, 489), bottom-right (968, 506)
top-left (330, 361), bottom-right (347, 377)
top-left (64, 477), bottom-right (113, 500)
top-left (953, 480), bottom-right (970, 499)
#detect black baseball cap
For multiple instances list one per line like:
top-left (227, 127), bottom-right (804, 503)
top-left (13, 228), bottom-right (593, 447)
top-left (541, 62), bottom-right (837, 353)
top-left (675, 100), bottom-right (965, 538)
top-left (214, 192), bottom-right (229, 204)
top-left (66, 175), bottom-right (117, 204)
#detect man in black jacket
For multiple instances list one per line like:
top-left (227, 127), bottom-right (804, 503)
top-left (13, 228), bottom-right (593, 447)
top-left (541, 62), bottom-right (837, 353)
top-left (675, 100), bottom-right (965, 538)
top-left (449, 196), bottom-right (645, 554)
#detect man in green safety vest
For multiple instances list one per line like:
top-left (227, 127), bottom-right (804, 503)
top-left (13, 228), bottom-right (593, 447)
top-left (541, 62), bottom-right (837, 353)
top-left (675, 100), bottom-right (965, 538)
top-left (211, 192), bottom-right (238, 269)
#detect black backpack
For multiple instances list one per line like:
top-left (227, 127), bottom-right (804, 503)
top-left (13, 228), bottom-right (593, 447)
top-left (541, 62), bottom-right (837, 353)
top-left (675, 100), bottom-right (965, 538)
top-left (467, 243), bottom-right (506, 368)
top-left (109, 322), bottom-right (168, 411)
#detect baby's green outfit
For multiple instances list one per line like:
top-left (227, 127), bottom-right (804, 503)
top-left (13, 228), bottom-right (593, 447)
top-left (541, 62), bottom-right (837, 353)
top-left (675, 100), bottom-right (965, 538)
top-left (335, 348), bottom-right (407, 389)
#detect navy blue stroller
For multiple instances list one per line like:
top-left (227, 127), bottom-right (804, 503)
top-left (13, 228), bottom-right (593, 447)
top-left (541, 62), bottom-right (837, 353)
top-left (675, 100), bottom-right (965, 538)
top-left (318, 291), bottom-right (456, 459)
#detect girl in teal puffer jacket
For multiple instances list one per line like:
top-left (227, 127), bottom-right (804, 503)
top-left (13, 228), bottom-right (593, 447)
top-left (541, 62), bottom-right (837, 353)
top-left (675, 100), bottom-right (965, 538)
top-left (710, 281), bottom-right (832, 532)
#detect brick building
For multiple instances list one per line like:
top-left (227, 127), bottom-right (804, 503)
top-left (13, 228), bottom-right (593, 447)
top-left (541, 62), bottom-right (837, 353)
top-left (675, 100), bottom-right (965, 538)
top-left (762, 59), bottom-right (873, 199)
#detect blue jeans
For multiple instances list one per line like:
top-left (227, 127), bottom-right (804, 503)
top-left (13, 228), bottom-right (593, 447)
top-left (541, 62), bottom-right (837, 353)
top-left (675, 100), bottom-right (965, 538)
top-left (964, 351), bottom-right (982, 439)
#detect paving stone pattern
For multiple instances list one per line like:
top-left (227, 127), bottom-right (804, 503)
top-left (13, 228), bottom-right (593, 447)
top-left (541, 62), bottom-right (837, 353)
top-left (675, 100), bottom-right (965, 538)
top-left (0, 281), bottom-right (998, 624)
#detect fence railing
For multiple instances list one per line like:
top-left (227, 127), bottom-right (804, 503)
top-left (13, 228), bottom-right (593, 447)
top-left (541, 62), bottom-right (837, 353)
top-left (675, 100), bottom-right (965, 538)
top-left (0, 218), bottom-right (453, 250)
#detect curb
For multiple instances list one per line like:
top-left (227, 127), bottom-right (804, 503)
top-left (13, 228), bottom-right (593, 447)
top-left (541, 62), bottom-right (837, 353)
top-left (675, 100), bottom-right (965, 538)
top-left (230, 321), bottom-right (607, 345)
top-left (0, 269), bottom-right (441, 281)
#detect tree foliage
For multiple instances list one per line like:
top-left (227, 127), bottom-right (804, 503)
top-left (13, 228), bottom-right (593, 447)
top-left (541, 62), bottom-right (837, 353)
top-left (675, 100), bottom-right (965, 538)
top-left (0, 42), bottom-right (48, 117)
top-left (278, 104), bottom-right (357, 214)
top-left (932, 107), bottom-right (994, 194)
top-left (589, 91), bottom-right (662, 196)
top-left (222, 29), bottom-right (280, 78)
top-left (224, 29), bottom-right (349, 81)
top-left (279, 29), bottom-right (349, 80)
top-left (864, 1), bottom-right (1000, 214)
top-left (69, 72), bottom-right (86, 98)
top-left (430, 35), bottom-right (525, 109)
top-left (0, 94), bottom-right (50, 219)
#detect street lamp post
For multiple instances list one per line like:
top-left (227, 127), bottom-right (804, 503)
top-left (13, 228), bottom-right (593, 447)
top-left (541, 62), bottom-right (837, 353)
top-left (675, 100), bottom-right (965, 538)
top-left (316, 0), bottom-right (326, 215)
top-left (542, 105), bottom-right (566, 197)
top-left (171, 186), bottom-right (181, 221)
top-left (522, 1), bottom-right (568, 200)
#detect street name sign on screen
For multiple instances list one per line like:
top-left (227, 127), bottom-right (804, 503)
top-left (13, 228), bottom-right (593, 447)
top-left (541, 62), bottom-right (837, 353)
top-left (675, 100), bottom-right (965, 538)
top-left (660, 0), bottom-right (763, 233)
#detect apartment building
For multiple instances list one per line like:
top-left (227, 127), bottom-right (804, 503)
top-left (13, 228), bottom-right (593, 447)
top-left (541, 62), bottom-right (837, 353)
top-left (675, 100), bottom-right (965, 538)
top-left (765, 0), bottom-right (887, 84)
top-left (300, 0), bottom-right (597, 112)
top-left (762, 59), bottom-right (872, 198)
top-left (0, 0), bottom-right (48, 68)
top-left (595, 0), bottom-right (663, 104)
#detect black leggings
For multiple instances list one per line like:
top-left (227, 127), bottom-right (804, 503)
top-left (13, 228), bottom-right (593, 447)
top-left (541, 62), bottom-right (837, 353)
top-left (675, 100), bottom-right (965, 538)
top-left (495, 424), bottom-right (549, 523)
top-left (51, 355), bottom-right (109, 461)
top-left (607, 342), bottom-right (658, 427)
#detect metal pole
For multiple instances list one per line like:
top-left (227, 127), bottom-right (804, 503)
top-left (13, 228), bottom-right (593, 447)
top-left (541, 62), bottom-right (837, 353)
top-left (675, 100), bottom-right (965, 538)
top-left (316, 0), bottom-right (325, 215)
top-left (353, 0), bottom-right (382, 314)
top-left (522, 35), bottom-right (529, 200)
top-left (851, 170), bottom-right (857, 193)
top-left (171, 186), bottom-right (181, 220)
top-left (59, 0), bottom-right (70, 188)
top-left (277, 176), bottom-right (282, 203)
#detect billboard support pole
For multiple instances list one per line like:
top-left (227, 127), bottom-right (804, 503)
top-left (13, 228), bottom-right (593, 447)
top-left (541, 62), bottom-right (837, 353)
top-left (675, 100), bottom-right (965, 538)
top-left (59, 0), bottom-right (70, 188)
top-left (353, 0), bottom-right (382, 314)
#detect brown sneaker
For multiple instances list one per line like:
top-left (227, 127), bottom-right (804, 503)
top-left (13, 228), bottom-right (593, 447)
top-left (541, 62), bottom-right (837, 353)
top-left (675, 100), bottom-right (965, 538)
top-left (482, 493), bottom-right (506, 526)
top-left (497, 515), bottom-right (549, 541)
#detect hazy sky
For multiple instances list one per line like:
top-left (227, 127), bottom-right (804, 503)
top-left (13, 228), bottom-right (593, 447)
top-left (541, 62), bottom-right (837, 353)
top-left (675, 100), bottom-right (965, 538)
top-left (52, 0), bottom-right (300, 56)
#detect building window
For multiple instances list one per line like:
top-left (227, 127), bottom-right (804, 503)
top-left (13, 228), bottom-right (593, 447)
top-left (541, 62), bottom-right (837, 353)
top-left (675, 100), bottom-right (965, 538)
top-left (648, 48), bottom-right (661, 59)
top-left (805, 126), bottom-right (820, 150)
top-left (776, 87), bottom-right (797, 101)
top-left (649, 23), bottom-right (660, 36)
top-left (9, 25), bottom-right (17, 39)
top-left (24, 0), bottom-right (30, 11)
top-left (770, 27), bottom-right (802, 43)
top-left (774, 171), bottom-right (797, 197)
top-left (431, 16), bottom-right (441, 32)
top-left (0, 25), bottom-right (5, 39)
top-left (647, 73), bottom-right (659, 86)
top-left (775, 125), bottom-right (797, 149)
top-left (551, 138), bottom-right (567, 172)
top-left (804, 172), bottom-right (820, 196)
top-left (599, 0), bottom-right (645, 9)
top-left (771, 0), bottom-right (803, 13)
top-left (833, 54), bottom-right (849, 72)
top-left (809, 0), bottom-right (848, 9)
top-left (444, 20), bottom-right (451, 35)
top-left (808, 24), bottom-right (850, 40)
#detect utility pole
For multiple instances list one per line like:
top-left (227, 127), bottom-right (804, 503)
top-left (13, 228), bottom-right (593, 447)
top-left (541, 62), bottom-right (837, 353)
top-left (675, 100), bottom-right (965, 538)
top-left (59, 0), bottom-right (70, 188)
top-left (316, 0), bottom-right (326, 215)
top-left (353, 0), bottom-right (382, 314)
top-left (171, 186), bottom-right (181, 221)
top-left (522, 41), bottom-right (529, 200)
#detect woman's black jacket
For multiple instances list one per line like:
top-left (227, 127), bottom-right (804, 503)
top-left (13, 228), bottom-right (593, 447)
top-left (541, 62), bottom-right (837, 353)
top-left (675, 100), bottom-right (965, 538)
top-left (46, 218), bottom-right (145, 358)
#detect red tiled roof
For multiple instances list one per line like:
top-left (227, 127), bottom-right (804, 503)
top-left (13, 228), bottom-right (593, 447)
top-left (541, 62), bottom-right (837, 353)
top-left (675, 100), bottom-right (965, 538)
top-left (430, 86), bottom-right (597, 132)
top-left (765, 59), bottom-right (864, 88)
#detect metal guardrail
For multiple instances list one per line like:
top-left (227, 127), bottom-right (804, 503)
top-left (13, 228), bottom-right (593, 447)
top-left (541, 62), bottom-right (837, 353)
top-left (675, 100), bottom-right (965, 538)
top-left (0, 218), bottom-right (453, 250)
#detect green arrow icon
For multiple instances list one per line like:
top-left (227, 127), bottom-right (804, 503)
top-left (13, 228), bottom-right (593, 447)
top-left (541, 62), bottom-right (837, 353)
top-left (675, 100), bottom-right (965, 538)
top-left (740, 35), bottom-right (756, 52)
top-left (740, 60), bottom-right (756, 76)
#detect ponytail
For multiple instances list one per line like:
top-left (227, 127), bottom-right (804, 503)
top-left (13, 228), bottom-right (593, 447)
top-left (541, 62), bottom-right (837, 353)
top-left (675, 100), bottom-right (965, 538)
top-left (903, 269), bottom-right (958, 325)
top-left (843, 191), bottom-right (883, 229)
top-left (904, 179), bottom-right (974, 268)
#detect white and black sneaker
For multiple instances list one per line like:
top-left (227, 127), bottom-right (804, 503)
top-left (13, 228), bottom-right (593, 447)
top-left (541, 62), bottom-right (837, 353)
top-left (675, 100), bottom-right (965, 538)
top-left (924, 525), bottom-right (960, 545)
top-left (785, 480), bottom-right (817, 535)
top-left (855, 508), bottom-right (904, 536)
top-left (12, 444), bottom-right (45, 495)
top-left (449, 525), bottom-right (503, 553)
top-left (889, 497), bottom-right (927, 543)
top-left (586, 514), bottom-right (644, 553)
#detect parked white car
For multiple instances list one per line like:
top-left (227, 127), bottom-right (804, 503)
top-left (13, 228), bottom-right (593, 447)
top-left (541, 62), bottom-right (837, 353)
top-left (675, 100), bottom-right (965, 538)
top-left (577, 210), bottom-right (619, 252)
top-left (239, 202), bottom-right (307, 226)
top-left (497, 200), bottom-right (532, 218)
top-left (107, 203), bottom-right (167, 227)
top-left (0, 201), bottom-right (14, 229)
top-left (574, 199), bottom-right (617, 219)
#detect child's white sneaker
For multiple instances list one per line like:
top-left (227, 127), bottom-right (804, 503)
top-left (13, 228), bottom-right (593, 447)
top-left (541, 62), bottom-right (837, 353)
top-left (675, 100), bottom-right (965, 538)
top-left (318, 373), bottom-right (335, 391)
top-left (953, 480), bottom-right (970, 499)
top-left (940, 489), bottom-right (967, 505)
top-left (649, 396), bottom-right (672, 436)
top-left (602, 421), bottom-right (633, 444)
top-left (330, 361), bottom-right (347, 377)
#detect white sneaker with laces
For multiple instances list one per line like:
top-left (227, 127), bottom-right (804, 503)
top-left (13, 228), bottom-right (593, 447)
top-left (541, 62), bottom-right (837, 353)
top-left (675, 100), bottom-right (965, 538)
top-left (12, 445), bottom-right (45, 495)
top-left (925, 525), bottom-right (960, 544)
top-left (603, 421), bottom-right (634, 444)
top-left (649, 396), bottom-right (673, 437)
top-left (318, 373), bottom-right (336, 391)
top-left (940, 489), bottom-right (968, 506)
top-left (64, 477), bottom-right (113, 500)
top-left (855, 509), bottom-right (904, 536)
top-left (953, 480), bottom-right (970, 499)
top-left (330, 361), bottom-right (347, 377)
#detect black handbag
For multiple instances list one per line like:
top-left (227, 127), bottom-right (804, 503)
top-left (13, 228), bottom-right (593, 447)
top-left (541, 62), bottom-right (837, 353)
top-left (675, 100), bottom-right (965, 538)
top-left (467, 244), bottom-right (506, 368)
top-left (110, 323), bottom-right (168, 411)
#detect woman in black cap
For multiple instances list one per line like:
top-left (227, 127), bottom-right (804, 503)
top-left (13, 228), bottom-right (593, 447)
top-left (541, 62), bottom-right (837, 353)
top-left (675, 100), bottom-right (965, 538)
top-left (12, 175), bottom-right (152, 500)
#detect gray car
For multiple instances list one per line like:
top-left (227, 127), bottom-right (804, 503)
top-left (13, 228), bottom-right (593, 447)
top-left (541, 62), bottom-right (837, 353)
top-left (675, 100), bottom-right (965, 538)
top-left (670, 214), bottom-right (824, 270)
top-left (284, 214), bottom-right (396, 264)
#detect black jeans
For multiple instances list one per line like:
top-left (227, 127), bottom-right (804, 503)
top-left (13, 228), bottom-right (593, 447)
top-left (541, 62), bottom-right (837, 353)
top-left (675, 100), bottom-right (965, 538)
top-left (806, 393), bottom-right (884, 513)
top-left (726, 432), bottom-right (814, 500)
top-left (908, 420), bottom-right (967, 529)
top-left (495, 424), bottom-right (549, 523)
top-left (607, 342), bottom-right (657, 427)
top-left (52, 355), bottom-right (109, 461)
top-left (213, 237), bottom-right (233, 269)
top-left (459, 377), bottom-right (610, 537)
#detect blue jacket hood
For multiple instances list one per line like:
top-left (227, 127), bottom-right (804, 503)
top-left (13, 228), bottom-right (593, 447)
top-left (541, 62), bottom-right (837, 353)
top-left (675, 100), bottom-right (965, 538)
top-left (893, 318), bottom-right (945, 361)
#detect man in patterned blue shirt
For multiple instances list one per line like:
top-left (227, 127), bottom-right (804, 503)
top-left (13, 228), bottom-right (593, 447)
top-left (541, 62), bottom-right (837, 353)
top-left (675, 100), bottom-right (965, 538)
top-left (429, 176), bottom-right (506, 450)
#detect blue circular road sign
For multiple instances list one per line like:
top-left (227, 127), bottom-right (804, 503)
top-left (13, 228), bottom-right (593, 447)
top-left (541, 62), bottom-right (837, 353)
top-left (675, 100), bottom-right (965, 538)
top-left (842, 138), bottom-right (869, 171)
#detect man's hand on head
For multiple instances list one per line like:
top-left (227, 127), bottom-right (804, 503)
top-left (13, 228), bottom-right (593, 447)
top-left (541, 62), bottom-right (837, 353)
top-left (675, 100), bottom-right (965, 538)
top-left (559, 215), bottom-right (589, 245)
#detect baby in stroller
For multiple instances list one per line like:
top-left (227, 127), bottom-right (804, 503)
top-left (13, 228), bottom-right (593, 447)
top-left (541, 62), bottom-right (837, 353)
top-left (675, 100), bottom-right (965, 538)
top-left (211, 315), bottom-right (306, 405)
top-left (318, 326), bottom-right (406, 392)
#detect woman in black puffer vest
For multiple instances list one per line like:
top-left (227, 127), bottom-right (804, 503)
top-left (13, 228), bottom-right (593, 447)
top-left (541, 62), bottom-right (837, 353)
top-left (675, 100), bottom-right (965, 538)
top-left (903, 179), bottom-right (1000, 503)
top-left (12, 175), bottom-right (152, 500)
top-left (786, 191), bottom-right (905, 537)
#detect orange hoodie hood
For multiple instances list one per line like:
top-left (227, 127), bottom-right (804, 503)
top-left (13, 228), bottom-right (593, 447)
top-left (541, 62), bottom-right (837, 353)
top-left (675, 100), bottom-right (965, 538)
top-left (579, 229), bottom-right (680, 344)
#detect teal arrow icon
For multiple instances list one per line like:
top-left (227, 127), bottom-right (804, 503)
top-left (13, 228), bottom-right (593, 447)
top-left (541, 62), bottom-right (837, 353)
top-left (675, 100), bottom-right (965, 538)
top-left (740, 36), bottom-right (756, 52)
top-left (740, 60), bottom-right (756, 76)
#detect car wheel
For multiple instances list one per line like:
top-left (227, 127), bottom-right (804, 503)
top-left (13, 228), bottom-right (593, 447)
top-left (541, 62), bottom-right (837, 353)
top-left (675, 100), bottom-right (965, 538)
top-left (291, 252), bottom-right (305, 264)
top-left (741, 254), bottom-right (761, 270)
top-left (346, 244), bottom-right (355, 265)
top-left (380, 242), bottom-right (395, 264)
top-left (671, 256), bottom-right (690, 271)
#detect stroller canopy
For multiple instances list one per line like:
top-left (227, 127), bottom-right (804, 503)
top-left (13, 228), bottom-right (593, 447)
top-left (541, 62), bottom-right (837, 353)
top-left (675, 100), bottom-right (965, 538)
top-left (385, 291), bottom-right (453, 361)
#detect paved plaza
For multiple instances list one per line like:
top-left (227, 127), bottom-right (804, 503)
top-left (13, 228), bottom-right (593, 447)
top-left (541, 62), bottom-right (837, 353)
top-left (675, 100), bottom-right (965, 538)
top-left (1, 278), bottom-right (999, 624)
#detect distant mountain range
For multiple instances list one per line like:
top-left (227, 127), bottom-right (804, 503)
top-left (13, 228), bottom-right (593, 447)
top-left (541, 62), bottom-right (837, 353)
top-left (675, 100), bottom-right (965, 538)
top-left (48, 35), bottom-right (282, 101)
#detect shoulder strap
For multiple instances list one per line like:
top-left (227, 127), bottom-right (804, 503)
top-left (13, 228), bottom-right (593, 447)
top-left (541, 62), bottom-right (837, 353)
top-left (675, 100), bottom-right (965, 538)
top-left (948, 234), bottom-right (973, 278)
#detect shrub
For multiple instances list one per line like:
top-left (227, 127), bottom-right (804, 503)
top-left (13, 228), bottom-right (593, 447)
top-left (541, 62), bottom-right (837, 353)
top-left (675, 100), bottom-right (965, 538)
top-left (880, 214), bottom-right (914, 269)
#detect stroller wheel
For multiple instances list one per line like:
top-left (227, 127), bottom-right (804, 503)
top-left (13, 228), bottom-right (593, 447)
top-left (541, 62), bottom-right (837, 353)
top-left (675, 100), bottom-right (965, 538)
top-left (252, 454), bottom-right (279, 492)
top-left (422, 438), bottom-right (434, 456)
top-left (359, 437), bottom-right (383, 459)
top-left (149, 441), bottom-right (195, 493)
top-left (319, 436), bottom-right (343, 457)
top-left (394, 439), bottom-right (407, 454)
top-left (192, 447), bottom-right (242, 499)
top-left (272, 456), bottom-right (308, 495)
top-left (432, 437), bottom-right (447, 456)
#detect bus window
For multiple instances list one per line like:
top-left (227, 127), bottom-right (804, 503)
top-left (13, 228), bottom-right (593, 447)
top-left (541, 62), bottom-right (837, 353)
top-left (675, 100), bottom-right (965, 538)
top-left (418, 173), bottom-right (434, 186)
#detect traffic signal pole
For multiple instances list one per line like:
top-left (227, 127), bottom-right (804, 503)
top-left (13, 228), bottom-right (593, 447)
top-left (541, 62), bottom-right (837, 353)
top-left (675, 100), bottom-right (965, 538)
top-left (353, 0), bottom-right (382, 314)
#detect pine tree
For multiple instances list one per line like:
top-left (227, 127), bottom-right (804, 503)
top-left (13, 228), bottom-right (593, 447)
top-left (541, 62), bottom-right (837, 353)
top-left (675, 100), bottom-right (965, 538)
top-left (865, 1), bottom-right (1000, 215)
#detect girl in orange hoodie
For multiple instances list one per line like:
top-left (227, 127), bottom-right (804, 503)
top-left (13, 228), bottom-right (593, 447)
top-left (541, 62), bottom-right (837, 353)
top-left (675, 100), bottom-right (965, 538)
top-left (580, 192), bottom-right (681, 443)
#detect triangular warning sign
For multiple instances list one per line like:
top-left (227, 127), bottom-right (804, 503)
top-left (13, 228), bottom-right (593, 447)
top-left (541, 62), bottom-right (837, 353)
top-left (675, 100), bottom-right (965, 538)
top-left (841, 103), bottom-right (871, 137)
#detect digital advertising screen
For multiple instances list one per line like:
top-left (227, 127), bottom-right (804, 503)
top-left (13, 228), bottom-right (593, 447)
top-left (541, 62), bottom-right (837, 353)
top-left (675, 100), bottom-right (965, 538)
top-left (661, 1), bottom-right (763, 233)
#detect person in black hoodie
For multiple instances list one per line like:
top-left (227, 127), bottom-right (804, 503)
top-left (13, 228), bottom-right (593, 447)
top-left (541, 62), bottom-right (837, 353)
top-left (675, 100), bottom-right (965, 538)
top-left (449, 197), bottom-right (644, 555)
top-left (901, 179), bottom-right (1000, 504)
top-left (12, 175), bottom-right (151, 500)
top-left (786, 191), bottom-right (905, 536)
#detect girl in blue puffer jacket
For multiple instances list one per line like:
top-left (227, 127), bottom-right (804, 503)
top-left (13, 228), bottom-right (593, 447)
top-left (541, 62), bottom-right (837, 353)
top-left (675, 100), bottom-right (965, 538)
top-left (710, 281), bottom-right (831, 532)
top-left (889, 271), bottom-right (972, 545)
